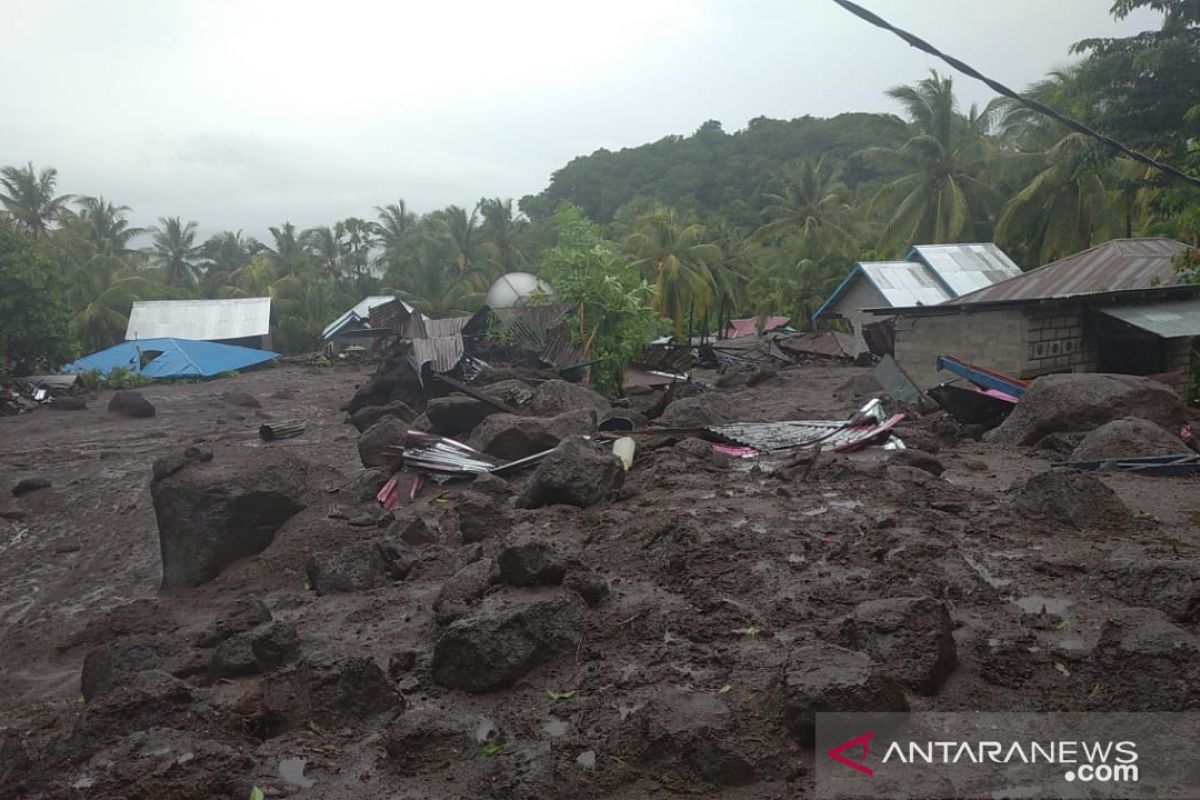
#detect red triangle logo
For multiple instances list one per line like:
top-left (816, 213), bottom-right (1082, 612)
top-left (827, 730), bottom-right (874, 776)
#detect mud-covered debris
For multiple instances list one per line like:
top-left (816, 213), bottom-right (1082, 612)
top-left (249, 621), bottom-right (301, 672)
top-left (382, 708), bottom-right (473, 773)
top-left (220, 390), bottom-right (260, 409)
top-left (517, 437), bottom-right (624, 509)
top-left (64, 599), bottom-right (179, 651)
top-left (262, 654), bottom-right (400, 734)
top-left (657, 393), bottom-right (737, 428)
top-left (530, 380), bottom-right (610, 417)
top-left (81, 635), bottom-right (176, 702)
top-left (342, 467), bottom-right (391, 504)
top-left (841, 595), bottom-right (957, 694)
top-left (1101, 549), bottom-right (1200, 623)
top-left (433, 558), bottom-right (497, 625)
top-left (305, 537), bottom-right (416, 594)
top-left (350, 399), bottom-right (416, 433)
top-left (431, 590), bottom-right (587, 692)
top-left (196, 598), bottom-right (271, 647)
top-left (48, 396), bottom-right (87, 411)
top-left (777, 640), bottom-right (907, 744)
top-left (497, 540), bottom-right (567, 587)
top-left (454, 490), bottom-right (512, 543)
top-left (11, 477), bottom-right (51, 497)
top-left (673, 437), bottom-right (727, 465)
top-left (988, 373), bottom-right (1186, 446)
top-left (73, 669), bottom-right (194, 743)
top-left (471, 408), bottom-right (597, 461)
top-left (108, 390), bottom-right (156, 418)
top-left (358, 416), bottom-right (408, 468)
top-left (425, 395), bottom-right (496, 436)
top-left (1070, 416), bottom-right (1189, 462)
top-left (471, 471), bottom-right (514, 497)
top-left (886, 449), bottom-right (945, 477)
top-left (1088, 608), bottom-right (1200, 710)
top-left (207, 634), bottom-right (259, 681)
top-left (1011, 470), bottom-right (1132, 529)
top-left (563, 567), bottom-right (610, 606)
top-left (390, 511), bottom-right (437, 546)
top-left (644, 690), bottom-right (757, 787)
top-left (152, 450), bottom-right (310, 588)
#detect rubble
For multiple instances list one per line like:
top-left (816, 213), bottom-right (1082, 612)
top-left (1100, 549), bottom-right (1200, 623)
top-left (840, 596), bottom-right (957, 693)
top-left (433, 558), bottom-right (497, 624)
top-left (530, 379), bottom-right (611, 417)
top-left (453, 490), bottom-right (512, 543)
top-left (305, 537), bottom-right (416, 593)
top-left (516, 436), bottom-right (624, 509)
top-left (497, 539), bottom-right (568, 586)
top-left (470, 408), bottom-right (596, 460)
top-left (108, 390), bottom-right (156, 418)
top-left (988, 373), bottom-right (1186, 446)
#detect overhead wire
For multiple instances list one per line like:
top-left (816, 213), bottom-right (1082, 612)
top-left (829, 0), bottom-right (1200, 190)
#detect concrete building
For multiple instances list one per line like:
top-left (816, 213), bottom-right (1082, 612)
top-left (871, 238), bottom-right (1200, 392)
top-left (814, 243), bottom-right (1022, 349)
top-left (125, 298), bottom-right (273, 350)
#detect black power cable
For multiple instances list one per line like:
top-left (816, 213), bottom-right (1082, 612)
top-left (830, 0), bottom-right (1200, 190)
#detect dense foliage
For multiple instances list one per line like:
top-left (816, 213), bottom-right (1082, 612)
top-left (0, 0), bottom-right (1196, 382)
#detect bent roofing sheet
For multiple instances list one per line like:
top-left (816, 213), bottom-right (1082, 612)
top-left (1100, 297), bottom-right (1200, 338)
top-left (952, 238), bottom-right (1191, 305)
top-left (409, 335), bottom-right (464, 374)
top-left (422, 316), bottom-right (470, 337)
top-left (908, 243), bottom-right (1023, 296)
top-left (126, 298), bottom-right (272, 342)
top-left (322, 296), bottom-right (398, 339)
top-left (63, 338), bottom-right (278, 378)
top-left (860, 261), bottom-right (954, 307)
top-left (725, 316), bottom-right (790, 338)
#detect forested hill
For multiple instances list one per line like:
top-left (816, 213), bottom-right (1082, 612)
top-left (520, 113), bottom-right (908, 229)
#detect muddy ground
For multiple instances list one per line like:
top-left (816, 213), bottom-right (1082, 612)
top-left (1, 361), bottom-right (1198, 799)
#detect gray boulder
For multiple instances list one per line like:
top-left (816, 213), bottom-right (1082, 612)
top-left (358, 416), bottom-right (408, 468)
top-left (424, 395), bottom-right (495, 436)
top-left (151, 450), bottom-right (310, 588)
top-left (305, 538), bottom-right (416, 594)
top-left (1101, 550), bottom-right (1200, 623)
top-left (433, 558), bottom-right (497, 625)
top-left (841, 596), bottom-right (956, 694)
top-left (1070, 416), bottom-right (1188, 462)
top-left (657, 393), bottom-right (737, 428)
top-left (431, 590), bottom-right (587, 692)
top-left (350, 400), bottom-right (417, 433)
top-left (530, 380), bottom-right (610, 417)
top-left (471, 408), bottom-right (596, 461)
top-left (517, 436), bottom-right (624, 509)
top-left (1011, 470), bottom-right (1132, 529)
top-left (988, 373), bottom-right (1185, 446)
top-left (497, 540), bottom-right (567, 587)
top-left (108, 390), bottom-right (156, 418)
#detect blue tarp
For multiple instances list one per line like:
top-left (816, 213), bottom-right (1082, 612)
top-left (63, 338), bottom-right (279, 379)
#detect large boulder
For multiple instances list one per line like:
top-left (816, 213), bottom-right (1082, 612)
top-left (305, 538), bottom-right (416, 594)
top-left (530, 380), bottom-right (610, 417)
top-left (517, 436), bottom-right (624, 509)
top-left (108, 390), bottom-right (156, 418)
top-left (988, 373), bottom-right (1185, 446)
top-left (424, 395), bottom-right (495, 436)
top-left (776, 641), bottom-right (907, 745)
top-left (1011, 470), bottom-right (1132, 529)
top-left (657, 393), bottom-right (737, 428)
top-left (431, 590), bottom-right (587, 692)
top-left (1086, 608), bottom-right (1200, 710)
top-left (1101, 549), bottom-right (1200, 623)
top-left (262, 654), bottom-right (400, 732)
top-left (1070, 416), bottom-right (1188, 462)
top-left (480, 379), bottom-right (535, 409)
top-left (471, 408), bottom-right (596, 461)
top-left (840, 596), bottom-right (956, 694)
top-left (151, 450), bottom-right (310, 588)
top-left (350, 400), bottom-right (417, 433)
top-left (358, 416), bottom-right (408, 468)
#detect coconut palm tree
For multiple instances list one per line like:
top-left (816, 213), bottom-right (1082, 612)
top-left (300, 225), bottom-right (347, 284)
top-left (0, 163), bottom-right (72, 239)
top-left (865, 72), bottom-right (997, 257)
top-left (373, 200), bottom-right (418, 250)
top-left (264, 222), bottom-right (308, 277)
top-left (149, 216), bottom-right (201, 289)
top-left (752, 158), bottom-right (855, 254)
top-left (624, 207), bottom-right (723, 336)
top-left (479, 197), bottom-right (528, 275)
top-left (65, 196), bottom-right (145, 259)
top-left (199, 230), bottom-right (258, 296)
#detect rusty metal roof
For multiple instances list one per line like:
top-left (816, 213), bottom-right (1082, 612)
top-left (952, 238), bottom-right (1191, 305)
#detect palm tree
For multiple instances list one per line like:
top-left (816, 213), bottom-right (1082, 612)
top-left (373, 200), bottom-right (418, 250)
top-left (67, 196), bottom-right (145, 258)
top-left (149, 216), bottom-right (201, 289)
top-left (479, 197), bottom-right (528, 275)
top-left (865, 71), bottom-right (997, 256)
top-left (339, 217), bottom-right (376, 284)
top-left (0, 163), bottom-right (72, 238)
top-left (264, 222), bottom-right (308, 277)
top-left (432, 204), bottom-right (483, 282)
top-left (300, 225), bottom-right (347, 283)
top-left (383, 233), bottom-right (481, 317)
top-left (752, 159), bottom-right (855, 254)
top-left (199, 230), bottom-right (258, 296)
top-left (624, 207), bottom-right (723, 336)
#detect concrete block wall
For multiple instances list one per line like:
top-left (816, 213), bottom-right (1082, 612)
top-left (892, 308), bottom-right (1027, 392)
top-left (1021, 307), bottom-right (1096, 378)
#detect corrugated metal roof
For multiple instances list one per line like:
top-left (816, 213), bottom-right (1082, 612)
top-left (953, 238), bottom-right (1191, 305)
top-left (422, 316), bottom-right (470, 337)
top-left (126, 298), bottom-right (271, 341)
top-left (1100, 297), bottom-right (1200, 338)
top-left (861, 261), bottom-right (954, 307)
top-left (724, 316), bottom-right (790, 338)
top-left (322, 296), bottom-right (400, 339)
top-left (908, 243), bottom-right (1024, 296)
top-left (775, 330), bottom-right (862, 359)
top-left (409, 334), bottom-right (464, 374)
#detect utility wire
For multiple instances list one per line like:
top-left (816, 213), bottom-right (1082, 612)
top-left (830, 0), bottom-right (1200, 190)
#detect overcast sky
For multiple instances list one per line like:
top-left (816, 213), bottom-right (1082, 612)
top-left (1, 0), bottom-right (1160, 239)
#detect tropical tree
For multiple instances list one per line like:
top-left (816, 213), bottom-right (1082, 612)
top-left (432, 204), bottom-right (483, 283)
top-left (301, 225), bottom-right (347, 283)
top-left (865, 72), bottom-right (998, 256)
top-left (0, 218), bottom-right (75, 375)
top-left (479, 197), bottom-right (529, 275)
top-left (624, 206), bottom-right (722, 336)
top-left (373, 200), bottom-right (418, 250)
top-left (149, 216), bottom-right (201, 289)
top-left (199, 230), bottom-right (258, 296)
top-left (0, 163), bottom-right (72, 239)
top-left (752, 158), bottom-right (855, 254)
top-left (63, 196), bottom-right (145, 260)
top-left (264, 222), bottom-right (308, 277)
top-left (339, 217), bottom-right (376, 284)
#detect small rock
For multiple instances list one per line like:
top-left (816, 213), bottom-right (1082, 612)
top-left (389, 512), bottom-right (437, 546)
top-left (262, 655), bottom-right (400, 732)
top-left (471, 472), bottom-right (513, 497)
top-left (108, 390), bottom-right (156, 418)
top-left (305, 538), bottom-right (416, 594)
top-left (221, 391), bottom-right (261, 409)
top-left (431, 591), bottom-right (587, 692)
top-left (11, 477), bottom-right (51, 497)
top-left (250, 621), bottom-right (301, 671)
top-left (433, 559), bottom-right (496, 625)
top-left (886, 449), bottom-right (944, 477)
top-left (497, 540), bottom-right (567, 587)
top-left (196, 598), bottom-right (272, 647)
top-left (564, 568), bottom-right (609, 606)
top-left (388, 650), bottom-right (418, 677)
top-left (777, 641), bottom-right (907, 745)
top-left (343, 468), bottom-right (391, 503)
top-left (516, 437), bottom-right (624, 509)
top-left (81, 635), bottom-right (174, 702)
top-left (841, 596), bottom-right (956, 694)
top-left (455, 491), bottom-right (511, 544)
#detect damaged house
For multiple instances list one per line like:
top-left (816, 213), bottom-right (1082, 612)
top-left (870, 238), bottom-right (1200, 393)
top-left (813, 243), bottom-right (1023, 351)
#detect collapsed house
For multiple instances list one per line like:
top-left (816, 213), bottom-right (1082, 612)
top-left (125, 297), bottom-right (274, 350)
top-left (871, 238), bottom-right (1199, 394)
top-left (322, 296), bottom-right (398, 355)
top-left (814, 243), bottom-right (1023, 352)
top-left (63, 338), bottom-right (279, 378)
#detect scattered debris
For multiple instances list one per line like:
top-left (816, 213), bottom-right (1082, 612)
top-left (259, 420), bottom-right (306, 441)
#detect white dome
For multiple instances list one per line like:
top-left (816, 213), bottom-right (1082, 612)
top-left (484, 272), bottom-right (555, 309)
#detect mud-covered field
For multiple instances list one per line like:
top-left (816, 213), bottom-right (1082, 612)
top-left (2, 362), bottom-right (1198, 799)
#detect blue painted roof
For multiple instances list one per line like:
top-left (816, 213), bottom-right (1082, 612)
top-left (63, 338), bottom-right (279, 378)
